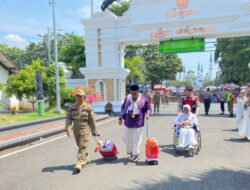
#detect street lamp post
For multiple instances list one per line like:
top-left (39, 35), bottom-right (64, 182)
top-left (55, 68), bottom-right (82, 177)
top-left (47, 27), bottom-right (51, 66)
top-left (91, 0), bottom-right (94, 16)
top-left (37, 27), bottom-right (62, 66)
top-left (49, 0), bottom-right (63, 113)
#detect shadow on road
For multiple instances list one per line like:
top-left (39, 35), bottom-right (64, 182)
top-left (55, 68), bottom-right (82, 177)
top-left (224, 138), bottom-right (249, 143)
top-left (199, 113), bottom-right (233, 118)
top-left (122, 168), bottom-right (250, 190)
top-left (159, 145), bottom-right (188, 158)
top-left (84, 157), bottom-right (132, 168)
top-left (150, 113), bottom-right (234, 119)
top-left (41, 164), bottom-right (75, 173)
top-left (222, 128), bottom-right (238, 132)
top-left (150, 113), bottom-right (177, 117)
top-left (159, 144), bottom-right (201, 158)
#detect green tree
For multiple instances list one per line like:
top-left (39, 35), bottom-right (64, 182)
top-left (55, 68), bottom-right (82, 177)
top-left (0, 82), bottom-right (4, 108)
top-left (108, 0), bottom-right (131, 16)
top-left (61, 88), bottom-right (75, 107)
top-left (0, 82), bottom-right (3, 91)
top-left (24, 42), bottom-right (47, 66)
top-left (141, 45), bottom-right (183, 88)
top-left (0, 44), bottom-right (25, 68)
top-left (125, 45), bottom-right (142, 59)
top-left (165, 80), bottom-right (191, 88)
top-left (1, 33), bottom-right (87, 76)
top-left (33, 32), bottom-right (86, 78)
top-left (213, 76), bottom-right (222, 87)
top-left (202, 79), bottom-right (215, 88)
top-left (215, 36), bottom-right (250, 85)
top-left (43, 64), bottom-right (65, 106)
top-left (125, 56), bottom-right (145, 84)
top-left (60, 34), bottom-right (86, 78)
top-left (4, 59), bottom-right (45, 110)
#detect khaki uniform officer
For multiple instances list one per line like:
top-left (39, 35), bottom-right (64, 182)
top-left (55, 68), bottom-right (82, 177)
top-left (65, 89), bottom-right (99, 172)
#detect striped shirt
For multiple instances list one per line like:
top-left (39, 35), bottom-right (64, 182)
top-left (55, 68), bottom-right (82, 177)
top-left (203, 91), bottom-right (213, 100)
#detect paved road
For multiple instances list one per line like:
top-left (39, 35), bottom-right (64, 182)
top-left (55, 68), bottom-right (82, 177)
top-left (0, 103), bottom-right (249, 190)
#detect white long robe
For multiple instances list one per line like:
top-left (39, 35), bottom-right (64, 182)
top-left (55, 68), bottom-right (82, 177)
top-left (174, 111), bottom-right (198, 148)
top-left (122, 127), bottom-right (142, 156)
top-left (238, 105), bottom-right (250, 139)
top-left (236, 98), bottom-right (247, 130)
top-left (247, 107), bottom-right (250, 140)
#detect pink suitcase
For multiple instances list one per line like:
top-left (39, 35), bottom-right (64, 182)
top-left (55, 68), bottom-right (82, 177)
top-left (94, 136), bottom-right (119, 160)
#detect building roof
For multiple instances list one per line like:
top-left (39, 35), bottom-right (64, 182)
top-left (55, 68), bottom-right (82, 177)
top-left (0, 49), bottom-right (19, 74)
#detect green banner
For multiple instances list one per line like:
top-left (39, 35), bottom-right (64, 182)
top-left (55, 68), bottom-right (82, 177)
top-left (159, 38), bottom-right (205, 54)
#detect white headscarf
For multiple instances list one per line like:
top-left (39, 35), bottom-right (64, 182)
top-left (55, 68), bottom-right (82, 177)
top-left (174, 104), bottom-right (198, 129)
top-left (183, 104), bottom-right (191, 118)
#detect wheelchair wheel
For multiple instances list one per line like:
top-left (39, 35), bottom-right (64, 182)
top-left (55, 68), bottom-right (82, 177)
top-left (173, 129), bottom-right (177, 148)
top-left (188, 149), bottom-right (194, 157)
top-left (198, 131), bottom-right (201, 151)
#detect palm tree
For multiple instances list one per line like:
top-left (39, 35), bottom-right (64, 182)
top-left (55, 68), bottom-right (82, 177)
top-left (125, 56), bottom-right (145, 84)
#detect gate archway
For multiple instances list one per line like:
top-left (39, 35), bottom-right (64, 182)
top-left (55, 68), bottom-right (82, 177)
top-left (80, 0), bottom-right (250, 112)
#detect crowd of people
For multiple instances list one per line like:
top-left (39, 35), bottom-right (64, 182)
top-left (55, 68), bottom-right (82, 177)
top-left (197, 87), bottom-right (241, 117)
top-left (65, 83), bottom-right (250, 172)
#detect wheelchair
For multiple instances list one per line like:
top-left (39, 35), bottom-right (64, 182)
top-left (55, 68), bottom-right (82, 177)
top-left (173, 125), bottom-right (201, 156)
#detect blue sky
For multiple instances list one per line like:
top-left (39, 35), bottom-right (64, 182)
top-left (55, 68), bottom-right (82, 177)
top-left (0, 0), bottom-right (103, 47)
top-left (0, 0), bottom-right (218, 78)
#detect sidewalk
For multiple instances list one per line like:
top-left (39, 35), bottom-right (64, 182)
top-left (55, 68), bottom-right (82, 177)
top-left (0, 114), bottom-right (108, 149)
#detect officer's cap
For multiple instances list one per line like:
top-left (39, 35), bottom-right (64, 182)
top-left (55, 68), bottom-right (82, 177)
top-left (75, 89), bottom-right (86, 96)
top-left (185, 85), bottom-right (193, 91)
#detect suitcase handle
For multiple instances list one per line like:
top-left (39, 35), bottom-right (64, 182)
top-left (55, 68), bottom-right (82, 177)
top-left (146, 119), bottom-right (149, 140)
top-left (94, 135), bottom-right (106, 148)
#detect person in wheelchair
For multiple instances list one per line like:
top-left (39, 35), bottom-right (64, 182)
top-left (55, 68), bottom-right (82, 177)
top-left (174, 104), bottom-right (199, 151)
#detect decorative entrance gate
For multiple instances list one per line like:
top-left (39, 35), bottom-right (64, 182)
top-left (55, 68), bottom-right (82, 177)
top-left (80, 0), bottom-right (250, 112)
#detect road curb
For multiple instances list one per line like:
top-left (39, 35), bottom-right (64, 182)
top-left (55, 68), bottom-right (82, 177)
top-left (0, 115), bottom-right (109, 150)
top-left (0, 114), bottom-right (109, 132)
top-left (0, 116), bottom-right (66, 132)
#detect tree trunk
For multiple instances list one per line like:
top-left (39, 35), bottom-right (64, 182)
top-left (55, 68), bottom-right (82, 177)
top-left (28, 97), bottom-right (37, 111)
top-left (151, 81), bottom-right (154, 89)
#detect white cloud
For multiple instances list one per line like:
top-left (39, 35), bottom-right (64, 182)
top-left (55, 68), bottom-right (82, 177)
top-left (3, 34), bottom-right (28, 49)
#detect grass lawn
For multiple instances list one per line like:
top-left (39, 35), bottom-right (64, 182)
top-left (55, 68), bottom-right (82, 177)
top-left (0, 109), bottom-right (66, 126)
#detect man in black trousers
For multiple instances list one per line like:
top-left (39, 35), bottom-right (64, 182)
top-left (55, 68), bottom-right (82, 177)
top-left (203, 88), bottom-right (213, 115)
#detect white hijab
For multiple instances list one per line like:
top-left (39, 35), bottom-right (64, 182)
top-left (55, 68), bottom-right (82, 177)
top-left (174, 105), bottom-right (198, 128)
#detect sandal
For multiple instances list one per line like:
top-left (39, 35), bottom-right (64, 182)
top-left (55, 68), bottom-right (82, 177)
top-left (132, 155), bottom-right (139, 162)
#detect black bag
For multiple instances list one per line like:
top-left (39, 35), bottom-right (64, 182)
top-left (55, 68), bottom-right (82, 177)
top-left (122, 113), bottom-right (126, 120)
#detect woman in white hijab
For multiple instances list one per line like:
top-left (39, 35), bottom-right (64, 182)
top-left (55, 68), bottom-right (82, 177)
top-left (238, 90), bottom-right (250, 140)
top-left (174, 104), bottom-right (198, 149)
top-left (236, 90), bottom-right (246, 132)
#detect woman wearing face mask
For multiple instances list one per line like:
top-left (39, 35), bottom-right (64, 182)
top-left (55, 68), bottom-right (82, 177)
top-left (174, 104), bottom-right (198, 150)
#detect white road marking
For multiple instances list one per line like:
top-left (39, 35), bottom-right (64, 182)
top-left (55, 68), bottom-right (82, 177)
top-left (0, 117), bottom-right (117, 160)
